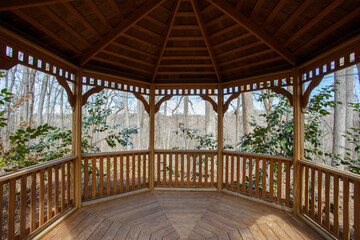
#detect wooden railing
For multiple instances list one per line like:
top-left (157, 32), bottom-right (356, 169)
top-left (81, 151), bottom-right (150, 201)
top-left (222, 151), bottom-right (293, 207)
top-left (299, 159), bottom-right (360, 240)
top-left (154, 150), bottom-right (217, 187)
top-left (0, 155), bottom-right (75, 240)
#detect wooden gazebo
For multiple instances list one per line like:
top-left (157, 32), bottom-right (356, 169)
top-left (0, 0), bottom-right (359, 239)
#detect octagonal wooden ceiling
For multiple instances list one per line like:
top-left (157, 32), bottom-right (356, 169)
top-left (0, 0), bottom-right (359, 84)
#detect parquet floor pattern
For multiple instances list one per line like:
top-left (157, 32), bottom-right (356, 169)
top-left (41, 191), bottom-right (324, 240)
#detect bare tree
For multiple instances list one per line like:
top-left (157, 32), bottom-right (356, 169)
top-left (38, 74), bottom-right (48, 125)
top-left (242, 92), bottom-right (255, 134)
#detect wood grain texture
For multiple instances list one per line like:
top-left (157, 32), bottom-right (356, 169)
top-left (41, 191), bottom-right (324, 240)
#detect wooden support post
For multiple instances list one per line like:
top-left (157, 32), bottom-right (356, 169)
top-left (293, 67), bottom-right (305, 215)
top-left (72, 68), bottom-right (82, 208)
top-left (217, 83), bottom-right (224, 191)
top-left (149, 84), bottom-right (155, 190)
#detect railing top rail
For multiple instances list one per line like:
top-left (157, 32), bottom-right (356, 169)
top-left (82, 150), bottom-right (150, 158)
top-left (154, 149), bottom-right (218, 154)
top-left (222, 150), bottom-right (293, 162)
top-left (0, 155), bottom-right (76, 183)
top-left (299, 159), bottom-right (360, 182)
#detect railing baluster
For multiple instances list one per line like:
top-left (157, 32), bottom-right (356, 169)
top-left (8, 179), bottom-right (16, 240)
top-left (120, 155), bottom-right (124, 193)
top-left (40, 169), bottom-right (46, 225)
top-left (255, 158), bottom-right (259, 195)
top-left (107, 156), bottom-right (111, 195)
top-left (99, 157), bottom-right (104, 196)
top-left (143, 154), bottom-right (147, 187)
top-left (199, 154), bottom-right (203, 185)
top-left (67, 162), bottom-right (71, 207)
top-left (92, 158), bottom-right (97, 199)
top-left (354, 181), bottom-right (360, 240)
top-left (343, 178), bottom-right (350, 240)
top-left (175, 153), bottom-right (179, 186)
top-left (132, 153), bottom-right (136, 189)
top-left (310, 167), bottom-right (315, 218)
top-left (138, 153), bottom-right (141, 189)
top-left (193, 154), bottom-right (196, 185)
top-left (231, 154), bottom-right (234, 189)
top-left (20, 176), bottom-right (27, 238)
top-left (324, 172), bottom-right (330, 229)
top-left (30, 172), bottom-right (37, 232)
top-left (333, 175), bottom-right (339, 236)
top-left (304, 165), bottom-right (309, 213)
top-left (277, 161), bottom-right (282, 202)
top-left (181, 153), bottom-right (185, 185)
top-left (317, 169), bottom-right (322, 223)
top-left (242, 156), bottom-right (246, 192)
top-left (169, 153), bottom-right (173, 185)
top-left (285, 161), bottom-right (291, 205)
top-left (262, 159), bottom-right (266, 198)
top-left (269, 160), bottom-right (274, 200)
top-left (0, 183), bottom-right (2, 238)
top-left (187, 153), bottom-right (190, 186)
top-left (248, 157), bottom-right (253, 193)
top-left (113, 156), bottom-right (118, 194)
top-left (55, 165), bottom-right (59, 214)
top-left (83, 159), bottom-right (88, 200)
top-left (225, 153), bottom-right (229, 188)
top-left (126, 155), bottom-right (130, 192)
top-left (47, 167), bottom-right (53, 219)
top-left (157, 153), bottom-right (161, 184)
top-left (61, 163), bottom-right (66, 211)
top-left (211, 153), bottom-right (214, 186)
top-left (163, 153), bottom-right (167, 185)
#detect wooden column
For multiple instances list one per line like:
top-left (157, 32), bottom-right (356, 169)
top-left (149, 84), bottom-right (155, 190)
top-left (293, 67), bottom-right (305, 215)
top-left (217, 83), bottom-right (223, 191)
top-left (72, 68), bottom-right (82, 208)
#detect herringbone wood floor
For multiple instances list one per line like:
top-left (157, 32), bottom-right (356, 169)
top-left (41, 191), bottom-right (324, 240)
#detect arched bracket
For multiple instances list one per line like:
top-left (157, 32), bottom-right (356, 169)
top-left (222, 92), bottom-right (241, 115)
top-left (271, 87), bottom-right (294, 107)
top-left (133, 92), bottom-right (150, 115)
top-left (301, 77), bottom-right (322, 112)
top-left (82, 86), bottom-right (105, 107)
top-left (155, 95), bottom-right (173, 114)
top-left (57, 77), bottom-right (75, 110)
top-left (199, 94), bottom-right (218, 114)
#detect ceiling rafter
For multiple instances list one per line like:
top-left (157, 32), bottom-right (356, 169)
top-left (62, 2), bottom-right (102, 39)
top-left (216, 40), bottom-right (264, 58)
top-left (110, 42), bottom-right (157, 59)
top-left (207, 0), bottom-right (296, 66)
top-left (39, 6), bottom-right (92, 48)
top-left (283, 0), bottom-right (344, 47)
top-left (108, 0), bottom-right (124, 22)
top-left (151, 0), bottom-right (181, 83)
top-left (272, 0), bottom-right (313, 37)
top-left (85, 0), bottom-right (112, 31)
top-left (12, 9), bottom-right (83, 55)
top-left (249, 0), bottom-right (264, 19)
top-left (79, 0), bottom-right (166, 66)
top-left (191, 0), bottom-right (221, 81)
top-left (0, 0), bottom-right (72, 11)
top-left (261, 0), bottom-right (286, 27)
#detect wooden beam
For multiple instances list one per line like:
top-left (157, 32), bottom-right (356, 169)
top-left (222, 92), bottom-right (240, 114)
top-left (108, 0), bottom-right (124, 22)
top-left (63, 2), bottom-right (101, 39)
top-left (79, 0), bottom-right (165, 66)
top-left (101, 49), bottom-right (155, 67)
top-left (271, 87), bottom-right (293, 107)
top-left (209, 24), bottom-right (239, 40)
top-left (261, 0), bottom-right (286, 27)
top-left (151, 0), bottom-right (181, 82)
top-left (217, 83), bottom-right (224, 191)
top-left (56, 77), bottom-right (75, 109)
top-left (84, 0), bottom-right (113, 31)
top-left (219, 49), bottom-right (273, 66)
top-left (191, 0), bottom-right (221, 81)
top-left (272, 0), bottom-right (313, 38)
top-left (213, 32), bottom-right (252, 49)
top-left (92, 56), bottom-right (153, 74)
top-left (110, 42), bottom-right (157, 59)
top-left (283, 0), bottom-right (344, 47)
top-left (12, 9), bottom-right (83, 56)
top-left (216, 40), bottom-right (264, 58)
top-left (249, 0), bottom-right (264, 19)
top-left (0, 0), bottom-right (72, 11)
top-left (39, 6), bottom-right (92, 48)
top-left (222, 56), bottom-right (283, 74)
top-left (208, 0), bottom-right (297, 65)
top-left (82, 86), bottom-right (105, 106)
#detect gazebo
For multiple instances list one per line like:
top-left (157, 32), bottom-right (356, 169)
top-left (0, 0), bottom-right (359, 239)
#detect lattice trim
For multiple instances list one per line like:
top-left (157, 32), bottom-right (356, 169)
top-left (155, 86), bottom-right (218, 96)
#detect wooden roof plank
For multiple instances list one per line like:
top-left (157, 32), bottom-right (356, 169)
top-left (0, 0), bottom-right (72, 11)
top-left (107, 0), bottom-right (125, 22)
top-left (63, 2), bottom-right (102, 39)
top-left (213, 32), bottom-right (252, 49)
top-left (123, 33), bottom-right (161, 49)
top-left (222, 56), bottom-right (283, 73)
top-left (92, 56), bottom-right (153, 74)
top-left (12, 9), bottom-right (83, 55)
top-left (79, 0), bottom-right (165, 66)
top-left (191, 0), bottom-right (221, 81)
top-left (283, 0), bottom-right (344, 47)
top-left (208, 0), bottom-right (297, 65)
top-left (262, 0), bottom-right (286, 27)
top-left (209, 24), bottom-right (239, 40)
top-left (84, 0), bottom-right (113, 31)
top-left (110, 42), bottom-right (157, 59)
top-left (216, 40), bottom-right (264, 58)
top-left (250, 0), bottom-right (265, 19)
top-left (295, 6), bottom-right (360, 54)
top-left (272, 0), bottom-right (313, 37)
top-left (151, 0), bottom-right (181, 82)
top-left (219, 49), bottom-right (274, 66)
top-left (101, 49), bottom-right (155, 67)
top-left (39, 6), bottom-right (92, 48)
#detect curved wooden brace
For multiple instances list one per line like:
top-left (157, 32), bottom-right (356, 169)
top-left (199, 94), bottom-right (218, 114)
top-left (155, 95), bottom-right (173, 114)
top-left (222, 92), bottom-right (241, 115)
top-left (302, 76), bottom-right (322, 111)
top-left (271, 87), bottom-right (294, 107)
top-left (82, 86), bottom-right (105, 107)
top-left (56, 77), bottom-right (75, 110)
top-left (133, 92), bottom-right (150, 115)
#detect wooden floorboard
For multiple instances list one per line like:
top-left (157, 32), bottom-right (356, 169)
top-left (41, 191), bottom-right (324, 240)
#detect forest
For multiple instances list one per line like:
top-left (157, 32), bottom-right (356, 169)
top-left (0, 64), bottom-right (359, 174)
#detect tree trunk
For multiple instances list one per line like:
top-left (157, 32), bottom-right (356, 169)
top-left (38, 74), bottom-right (49, 125)
top-left (27, 69), bottom-right (36, 125)
top-left (235, 95), bottom-right (241, 142)
top-left (345, 66), bottom-right (354, 159)
top-left (137, 99), bottom-right (144, 149)
top-left (184, 96), bottom-right (189, 148)
top-left (123, 92), bottom-right (130, 150)
top-left (241, 92), bottom-right (254, 134)
top-left (46, 77), bottom-right (55, 124)
top-left (205, 98), bottom-right (215, 135)
top-left (22, 67), bottom-right (29, 124)
top-left (261, 89), bottom-right (273, 115)
top-left (332, 68), bottom-right (348, 167)
top-left (60, 88), bottom-right (65, 128)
